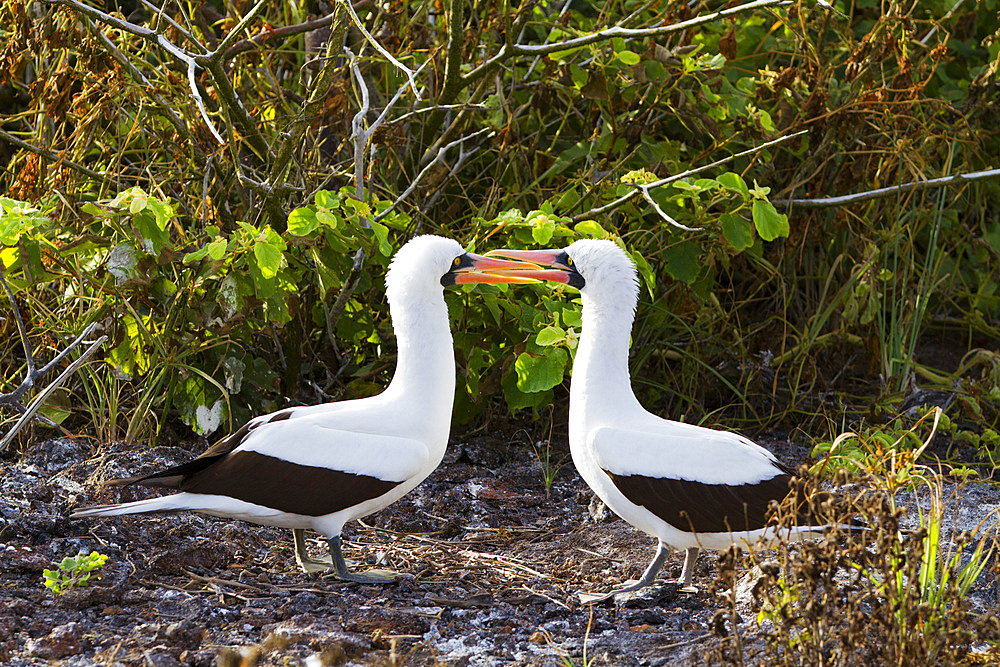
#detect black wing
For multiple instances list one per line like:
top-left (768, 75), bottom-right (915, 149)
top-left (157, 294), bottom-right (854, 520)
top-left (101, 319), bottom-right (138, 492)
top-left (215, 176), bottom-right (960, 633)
top-left (178, 450), bottom-right (403, 517)
top-left (106, 411), bottom-right (295, 489)
top-left (603, 469), bottom-right (794, 534)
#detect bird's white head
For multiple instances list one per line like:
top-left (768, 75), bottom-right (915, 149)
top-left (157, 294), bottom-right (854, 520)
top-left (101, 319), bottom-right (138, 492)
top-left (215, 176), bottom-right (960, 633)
top-left (385, 235), bottom-right (465, 299)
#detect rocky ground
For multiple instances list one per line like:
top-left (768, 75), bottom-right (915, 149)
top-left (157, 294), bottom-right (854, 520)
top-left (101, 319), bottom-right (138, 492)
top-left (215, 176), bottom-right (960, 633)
top-left (1, 431), bottom-right (998, 666)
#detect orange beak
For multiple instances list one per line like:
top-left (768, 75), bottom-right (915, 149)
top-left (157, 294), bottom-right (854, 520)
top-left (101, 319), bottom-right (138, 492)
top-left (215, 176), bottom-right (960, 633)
top-left (482, 248), bottom-right (576, 284)
top-left (451, 253), bottom-right (544, 284)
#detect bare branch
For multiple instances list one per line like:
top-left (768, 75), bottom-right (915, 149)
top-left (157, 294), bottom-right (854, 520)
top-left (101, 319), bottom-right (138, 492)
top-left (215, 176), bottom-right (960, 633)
top-left (187, 59), bottom-right (225, 145)
top-left (0, 333), bottom-right (107, 454)
top-left (346, 47), bottom-right (372, 205)
top-left (514, 0), bottom-right (790, 55)
top-left (575, 131), bottom-right (806, 222)
top-left (337, 0), bottom-right (420, 99)
top-left (0, 128), bottom-right (111, 183)
top-left (226, 11), bottom-right (337, 59)
top-left (639, 188), bottom-right (695, 232)
top-left (268, 5), bottom-right (349, 193)
top-left (461, 0), bottom-right (789, 87)
top-left (376, 128), bottom-right (493, 223)
top-left (772, 167), bottom-right (1000, 210)
top-left (442, 0), bottom-right (465, 97)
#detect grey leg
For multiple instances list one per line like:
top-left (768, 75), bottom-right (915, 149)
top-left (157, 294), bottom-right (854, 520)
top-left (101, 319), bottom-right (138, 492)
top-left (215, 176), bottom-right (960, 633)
top-left (325, 535), bottom-right (402, 584)
top-left (679, 546), bottom-right (699, 592)
top-left (293, 528), bottom-right (335, 573)
top-left (293, 529), bottom-right (403, 584)
top-left (579, 542), bottom-right (670, 604)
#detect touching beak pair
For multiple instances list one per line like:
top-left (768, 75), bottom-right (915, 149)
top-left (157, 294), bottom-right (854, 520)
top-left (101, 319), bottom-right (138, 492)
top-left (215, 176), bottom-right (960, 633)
top-left (452, 249), bottom-right (576, 286)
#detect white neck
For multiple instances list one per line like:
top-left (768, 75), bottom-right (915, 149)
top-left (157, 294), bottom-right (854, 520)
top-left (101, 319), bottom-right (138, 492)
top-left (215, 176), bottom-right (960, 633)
top-left (381, 289), bottom-right (456, 442)
top-left (569, 293), bottom-right (644, 428)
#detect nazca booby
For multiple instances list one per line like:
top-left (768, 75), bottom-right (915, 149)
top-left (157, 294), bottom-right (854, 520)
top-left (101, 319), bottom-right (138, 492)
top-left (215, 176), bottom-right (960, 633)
top-left (486, 240), bottom-right (830, 600)
top-left (73, 235), bottom-right (540, 583)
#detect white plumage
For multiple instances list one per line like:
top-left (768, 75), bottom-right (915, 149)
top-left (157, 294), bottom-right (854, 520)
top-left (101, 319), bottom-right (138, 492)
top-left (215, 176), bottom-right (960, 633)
top-left (74, 235), bottom-right (539, 582)
top-left (487, 240), bottom-right (830, 599)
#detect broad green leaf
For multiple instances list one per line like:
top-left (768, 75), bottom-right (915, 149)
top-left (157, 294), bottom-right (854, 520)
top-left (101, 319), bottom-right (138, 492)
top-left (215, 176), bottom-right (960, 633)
top-left (717, 172), bottom-right (749, 199)
top-left (253, 237), bottom-right (283, 279)
top-left (309, 247), bottom-right (340, 299)
top-left (630, 250), bottom-right (656, 297)
top-left (207, 237), bottom-right (228, 260)
top-left (315, 190), bottom-right (339, 208)
top-left (129, 194), bottom-right (147, 215)
top-left (531, 216), bottom-right (556, 245)
top-left (535, 326), bottom-right (566, 346)
top-left (752, 200), bottom-right (790, 241)
top-left (147, 199), bottom-right (172, 230)
top-left (369, 220), bottom-right (392, 257)
top-left (562, 306), bottom-right (583, 327)
top-left (183, 246), bottom-right (210, 263)
top-left (547, 46), bottom-right (585, 61)
top-left (515, 348), bottom-right (567, 393)
top-left (575, 220), bottom-right (607, 238)
top-left (80, 202), bottom-right (111, 218)
top-left (133, 211), bottom-right (170, 256)
top-left (617, 50), bottom-right (641, 65)
top-left (495, 208), bottom-right (524, 224)
top-left (316, 209), bottom-right (338, 228)
top-left (720, 213), bottom-right (754, 250)
top-left (0, 213), bottom-right (31, 246)
top-left (502, 370), bottom-right (552, 411)
top-left (287, 208), bottom-right (319, 236)
top-left (662, 241), bottom-right (701, 284)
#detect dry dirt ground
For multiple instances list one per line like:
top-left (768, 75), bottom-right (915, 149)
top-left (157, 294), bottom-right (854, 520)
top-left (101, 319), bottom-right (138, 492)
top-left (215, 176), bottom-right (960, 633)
top-left (1, 432), bottom-right (997, 666)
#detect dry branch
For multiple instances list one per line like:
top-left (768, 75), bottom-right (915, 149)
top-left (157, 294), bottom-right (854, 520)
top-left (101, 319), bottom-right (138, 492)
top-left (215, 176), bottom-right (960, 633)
top-left (0, 268), bottom-right (107, 452)
top-left (574, 131), bottom-right (807, 224)
top-left (772, 167), bottom-right (1000, 209)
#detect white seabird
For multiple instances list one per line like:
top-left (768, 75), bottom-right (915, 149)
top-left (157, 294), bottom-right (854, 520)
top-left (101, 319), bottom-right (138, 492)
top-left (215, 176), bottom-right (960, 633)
top-left (73, 235), bottom-right (540, 583)
top-left (486, 240), bottom-right (832, 600)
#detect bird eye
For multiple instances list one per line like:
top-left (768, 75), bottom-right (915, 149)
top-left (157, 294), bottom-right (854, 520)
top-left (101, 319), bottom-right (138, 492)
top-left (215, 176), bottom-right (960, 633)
top-left (454, 257), bottom-right (461, 266)
top-left (566, 257), bottom-right (574, 267)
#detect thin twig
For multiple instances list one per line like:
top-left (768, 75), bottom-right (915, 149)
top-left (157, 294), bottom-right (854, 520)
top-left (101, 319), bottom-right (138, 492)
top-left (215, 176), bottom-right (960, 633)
top-left (40, 0), bottom-right (228, 146)
top-left (207, 0), bottom-right (268, 65)
top-left (87, 19), bottom-right (201, 158)
top-left (375, 128), bottom-right (492, 223)
top-left (138, 0), bottom-right (205, 52)
top-left (575, 131), bottom-right (806, 223)
top-left (338, 0), bottom-right (420, 99)
top-left (186, 59), bottom-right (225, 145)
top-left (921, 0), bottom-right (967, 44)
top-left (772, 167), bottom-right (1000, 209)
top-left (460, 0), bottom-right (790, 87)
top-left (0, 332), bottom-right (107, 453)
top-left (0, 128), bottom-right (110, 183)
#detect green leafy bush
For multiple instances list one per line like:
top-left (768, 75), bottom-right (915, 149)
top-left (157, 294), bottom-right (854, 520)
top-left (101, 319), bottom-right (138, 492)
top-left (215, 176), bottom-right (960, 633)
top-left (1, 0), bottom-right (999, 443)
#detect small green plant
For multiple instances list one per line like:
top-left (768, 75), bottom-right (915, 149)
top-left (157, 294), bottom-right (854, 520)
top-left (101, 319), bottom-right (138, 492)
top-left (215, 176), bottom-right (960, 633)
top-left (43, 551), bottom-right (108, 595)
top-left (530, 438), bottom-right (569, 496)
top-left (541, 605), bottom-right (596, 667)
